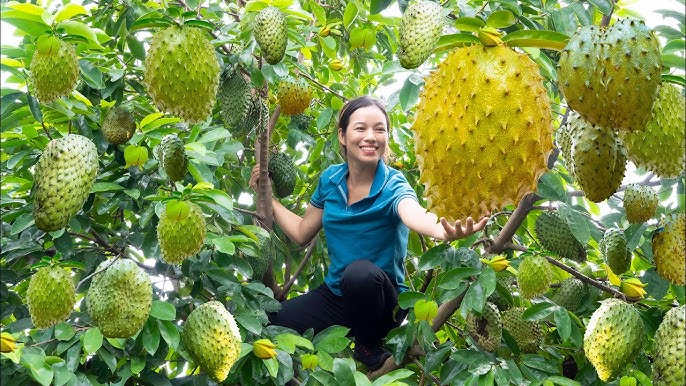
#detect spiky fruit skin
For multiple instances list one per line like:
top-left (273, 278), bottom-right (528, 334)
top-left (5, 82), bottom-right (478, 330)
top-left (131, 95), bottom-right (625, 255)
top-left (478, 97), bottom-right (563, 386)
top-left (26, 266), bottom-right (75, 329)
top-left (33, 134), bottom-right (99, 232)
top-left (268, 152), bottom-right (297, 198)
top-left (397, 0), bottom-right (444, 69)
top-left (86, 259), bottom-right (152, 338)
top-left (182, 301), bottom-right (242, 383)
top-left (102, 107), bottom-right (136, 145)
top-left (619, 83), bottom-right (686, 178)
top-left (550, 278), bottom-right (588, 312)
top-left (652, 213), bottom-right (685, 285)
top-left (159, 134), bottom-right (188, 182)
top-left (291, 114), bottom-right (313, 131)
top-left (501, 307), bottom-right (542, 353)
top-left (251, 236), bottom-right (271, 280)
top-left (623, 184), bottom-right (659, 224)
top-left (568, 112), bottom-right (626, 202)
top-left (517, 255), bottom-right (552, 299)
top-left (558, 19), bottom-right (662, 131)
top-left (466, 302), bottom-right (502, 352)
top-left (30, 38), bottom-right (79, 103)
top-left (584, 298), bottom-right (644, 381)
top-left (277, 76), bottom-right (312, 116)
top-left (217, 67), bottom-right (251, 129)
top-left (534, 211), bottom-right (587, 262)
top-left (555, 123), bottom-right (575, 179)
top-left (244, 97), bottom-right (269, 136)
top-left (412, 45), bottom-right (553, 222)
top-left (254, 7), bottom-right (287, 65)
top-left (144, 26), bottom-right (220, 123)
top-left (601, 228), bottom-right (631, 274)
top-left (157, 202), bottom-right (206, 264)
top-left (652, 305), bottom-right (686, 386)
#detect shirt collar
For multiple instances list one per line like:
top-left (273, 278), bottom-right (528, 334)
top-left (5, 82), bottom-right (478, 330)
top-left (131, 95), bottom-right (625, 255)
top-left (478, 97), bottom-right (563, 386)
top-left (330, 160), bottom-right (389, 198)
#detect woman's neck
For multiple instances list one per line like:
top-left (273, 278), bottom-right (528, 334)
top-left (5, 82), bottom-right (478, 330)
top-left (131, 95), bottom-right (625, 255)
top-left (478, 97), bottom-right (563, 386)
top-left (346, 160), bottom-right (377, 187)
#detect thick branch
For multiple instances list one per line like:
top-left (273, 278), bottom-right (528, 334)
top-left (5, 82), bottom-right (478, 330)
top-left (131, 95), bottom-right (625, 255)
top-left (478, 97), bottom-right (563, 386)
top-left (485, 193), bottom-right (539, 255)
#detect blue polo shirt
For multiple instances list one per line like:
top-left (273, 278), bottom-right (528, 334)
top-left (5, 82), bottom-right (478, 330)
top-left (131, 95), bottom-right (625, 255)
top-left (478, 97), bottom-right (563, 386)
top-left (310, 160), bottom-right (418, 296)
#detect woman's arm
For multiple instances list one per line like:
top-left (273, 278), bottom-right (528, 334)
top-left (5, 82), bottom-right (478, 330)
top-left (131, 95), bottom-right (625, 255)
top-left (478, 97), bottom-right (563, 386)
top-left (397, 197), bottom-right (488, 241)
top-left (250, 165), bottom-right (323, 247)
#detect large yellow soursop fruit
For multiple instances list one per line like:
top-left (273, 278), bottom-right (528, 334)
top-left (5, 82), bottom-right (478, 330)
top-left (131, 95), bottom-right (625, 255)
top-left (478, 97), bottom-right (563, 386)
top-left (33, 134), bottom-right (99, 232)
top-left (412, 45), bottom-right (553, 222)
top-left (619, 83), bottom-right (685, 178)
top-left (102, 107), bottom-right (136, 145)
top-left (144, 25), bottom-right (220, 123)
top-left (652, 305), bottom-right (685, 386)
top-left (26, 266), bottom-right (75, 329)
top-left (254, 6), bottom-right (287, 65)
top-left (652, 213), bottom-right (685, 285)
top-left (157, 201), bottom-right (206, 264)
top-left (568, 112), bottom-right (626, 202)
top-left (623, 184), bottom-right (659, 224)
top-left (558, 19), bottom-right (662, 131)
top-left (397, 0), bottom-right (445, 69)
top-left (30, 36), bottom-right (80, 103)
top-left (86, 259), bottom-right (152, 338)
top-left (182, 301), bottom-right (242, 382)
top-left (276, 76), bottom-right (312, 116)
top-left (584, 298), bottom-right (644, 381)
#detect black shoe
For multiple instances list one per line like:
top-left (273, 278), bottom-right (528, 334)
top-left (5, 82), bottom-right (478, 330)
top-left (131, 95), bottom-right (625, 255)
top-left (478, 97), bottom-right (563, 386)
top-left (353, 342), bottom-right (391, 371)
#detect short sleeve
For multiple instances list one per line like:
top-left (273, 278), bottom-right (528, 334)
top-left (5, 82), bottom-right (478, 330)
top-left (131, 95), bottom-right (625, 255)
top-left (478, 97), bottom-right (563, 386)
top-left (391, 174), bottom-right (418, 217)
top-left (310, 175), bottom-right (325, 209)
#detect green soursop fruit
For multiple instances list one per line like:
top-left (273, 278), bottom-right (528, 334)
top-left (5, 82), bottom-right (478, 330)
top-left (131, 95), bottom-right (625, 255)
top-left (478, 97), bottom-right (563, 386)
top-left (250, 236), bottom-right (271, 280)
top-left (157, 201), bottom-right (206, 264)
top-left (534, 211), bottom-right (587, 262)
top-left (159, 134), bottom-right (188, 182)
top-left (584, 298), bottom-right (644, 381)
top-left (601, 228), bottom-right (631, 274)
top-left (558, 19), bottom-right (662, 131)
top-left (652, 213), bottom-right (685, 285)
top-left (501, 307), bottom-right (542, 353)
top-left (26, 266), bottom-right (75, 329)
top-left (291, 114), bottom-right (313, 131)
top-left (397, 0), bottom-right (445, 69)
top-left (145, 25), bottom-right (220, 123)
top-left (652, 305), bottom-right (686, 386)
top-left (244, 96), bottom-right (269, 136)
top-left (30, 36), bottom-right (80, 103)
top-left (466, 302), bottom-right (502, 352)
top-left (568, 112), bottom-right (627, 202)
top-left (555, 123), bottom-right (576, 179)
top-left (33, 134), bottom-right (99, 232)
top-left (517, 255), bottom-right (552, 299)
top-left (623, 184), bottom-right (659, 224)
top-left (102, 107), bottom-right (136, 145)
top-left (182, 301), bottom-right (242, 383)
top-left (217, 66), bottom-right (251, 129)
top-left (412, 45), bottom-right (553, 222)
top-left (550, 278), bottom-right (588, 312)
top-left (86, 259), bottom-right (152, 338)
top-left (254, 6), bottom-right (287, 65)
top-left (268, 152), bottom-right (297, 198)
top-left (277, 76), bottom-right (312, 116)
top-left (619, 83), bottom-right (685, 178)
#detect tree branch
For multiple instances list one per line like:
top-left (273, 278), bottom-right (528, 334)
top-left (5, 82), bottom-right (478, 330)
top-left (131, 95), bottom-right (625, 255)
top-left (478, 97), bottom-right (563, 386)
top-left (485, 193), bottom-right (539, 255)
top-left (277, 238), bottom-right (317, 301)
top-left (299, 72), bottom-right (348, 102)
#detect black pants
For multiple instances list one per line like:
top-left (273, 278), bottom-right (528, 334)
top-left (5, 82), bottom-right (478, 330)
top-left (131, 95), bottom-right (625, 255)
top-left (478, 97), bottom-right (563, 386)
top-left (269, 260), bottom-right (407, 344)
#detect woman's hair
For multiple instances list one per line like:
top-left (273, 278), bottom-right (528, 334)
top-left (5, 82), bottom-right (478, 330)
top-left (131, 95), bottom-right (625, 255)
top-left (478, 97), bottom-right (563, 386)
top-left (337, 96), bottom-right (392, 163)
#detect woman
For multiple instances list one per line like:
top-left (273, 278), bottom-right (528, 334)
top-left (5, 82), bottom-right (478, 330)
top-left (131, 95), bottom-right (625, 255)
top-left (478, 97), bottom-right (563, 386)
top-left (250, 96), bottom-right (488, 371)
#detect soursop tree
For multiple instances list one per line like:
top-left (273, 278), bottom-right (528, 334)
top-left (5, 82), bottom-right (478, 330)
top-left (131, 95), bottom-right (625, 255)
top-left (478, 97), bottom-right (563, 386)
top-left (1, 0), bottom-right (684, 385)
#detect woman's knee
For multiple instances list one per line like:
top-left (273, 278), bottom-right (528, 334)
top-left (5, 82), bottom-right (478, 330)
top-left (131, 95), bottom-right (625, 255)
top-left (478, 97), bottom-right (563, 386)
top-left (341, 260), bottom-right (385, 293)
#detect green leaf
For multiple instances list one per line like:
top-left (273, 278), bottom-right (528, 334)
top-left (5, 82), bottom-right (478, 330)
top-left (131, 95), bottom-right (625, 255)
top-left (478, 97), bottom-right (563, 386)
top-left (454, 17), bottom-right (486, 32)
top-left (503, 30), bottom-right (570, 51)
top-left (129, 14), bottom-right (174, 32)
top-left (370, 0), bottom-right (393, 14)
top-left (97, 348), bottom-right (117, 373)
top-left (10, 213), bottom-right (34, 235)
top-left (557, 203), bottom-right (590, 245)
top-left (486, 10), bottom-right (516, 28)
top-left (57, 21), bottom-right (100, 45)
top-left (274, 333), bottom-right (314, 353)
top-left (211, 237), bottom-right (236, 255)
top-left (398, 75), bottom-right (422, 112)
top-left (157, 320), bottom-right (180, 350)
top-left (143, 321), bottom-right (160, 355)
top-left (435, 33), bottom-right (481, 52)
top-left (7, 2), bottom-right (47, 16)
top-left (332, 358), bottom-right (356, 386)
top-left (54, 4), bottom-right (89, 23)
top-left (663, 54), bottom-right (686, 70)
top-left (150, 300), bottom-right (176, 321)
top-left (587, 0), bottom-right (614, 15)
top-left (313, 326), bottom-right (351, 353)
top-left (264, 357), bottom-right (279, 378)
top-left (522, 302), bottom-right (556, 321)
top-left (91, 182), bottom-right (125, 193)
top-left (343, 2), bottom-right (358, 29)
top-left (130, 357), bottom-right (145, 374)
top-left (439, 267), bottom-right (481, 290)
top-left (202, 189), bottom-right (233, 211)
top-left (316, 108), bottom-right (333, 130)
top-left (22, 353), bottom-right (53, 386)
top-left (124, 146), bottom-right (149, 169)
top-left (397, 291), bottom-right (426, 309)
top-left (183, 19), bottom-right (215, 31)
top-left (546, 375), bottom-right (581, 386)
top-left (82, 328), bottom-right (103, 354)
top-left (554, 307), bottom-right (571, 341)
top-left (418, 244), bottom-right (452, 270)
top-left (78, 60), bottom-right (104, 89)
top-left (349, 27), bottom-right (376, 50)
top-left (54, 322), bottom-right (75, 341)
top-left (27, 93), bottom-right (43, 123)
top-left (521, 354), bottom-right (559, 374)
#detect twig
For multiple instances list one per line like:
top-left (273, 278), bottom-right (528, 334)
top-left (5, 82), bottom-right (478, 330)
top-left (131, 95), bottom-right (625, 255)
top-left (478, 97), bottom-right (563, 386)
top-left (299, 72), bottom-right (348, 102)
top-left (568, 179), bottom-right (662, 197)
top-left (234, 206), bottom-right (262, 220)
top-left (277, 238), bottom-right (317, 301)
top-left (486, 193), bottom-right (539, 255)
top-left (412, 359), bottom-right (442, 386)
top-left (76, 255), bottom-right (122, 290)
top-left (419, 269), bottom-right (434, 293)
top-left (543, 255), bottom-right (629, 301)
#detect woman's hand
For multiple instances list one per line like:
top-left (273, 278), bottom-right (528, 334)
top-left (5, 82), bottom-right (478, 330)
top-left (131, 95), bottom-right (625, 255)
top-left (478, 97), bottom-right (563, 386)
top-left (249, 165), bottom-right (270, 192)
top-left (440, 215), bottom-right (489, 241)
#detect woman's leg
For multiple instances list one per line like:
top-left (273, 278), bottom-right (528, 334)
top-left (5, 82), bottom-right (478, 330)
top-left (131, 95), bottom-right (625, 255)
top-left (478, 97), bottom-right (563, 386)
top-left (268, 284), bottom-right (346, 335)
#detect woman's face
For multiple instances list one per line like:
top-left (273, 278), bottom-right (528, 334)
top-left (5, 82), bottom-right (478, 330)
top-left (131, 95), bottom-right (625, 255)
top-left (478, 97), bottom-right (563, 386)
top-left (338, 105), bottom-right (388, 166)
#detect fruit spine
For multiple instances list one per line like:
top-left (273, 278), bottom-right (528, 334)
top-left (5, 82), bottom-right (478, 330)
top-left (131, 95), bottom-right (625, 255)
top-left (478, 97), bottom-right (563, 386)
top-left (652, 305), bottom-right (685, 386)
top-left (623, 184), bottom-right (658, 224)
top-left (397, 0), bottom-right (445, 69)
top-left (144, 25), bottom-right (220, 123)
top-left (276, 76), bottom-right (312, 116)
top-left (412, 45), bottom-right (553, 222)
top-left (652, 213), bottom-right (685, 285)
top-left (102, 107), bottom-right (136, 145)
top-left (33, 134), bottom-right (99, 232)
top-left (254, 7), bottom-right (287, 65)
top-left (157, 201), bottom-right (206, 264)
top-left (30, 36), bottom-right (80, 103)
top-left (26, 266), bottom-right (75, 329)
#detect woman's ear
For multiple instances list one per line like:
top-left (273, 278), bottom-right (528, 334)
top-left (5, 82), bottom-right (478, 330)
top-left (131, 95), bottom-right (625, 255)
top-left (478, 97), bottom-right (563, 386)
top-left (338, 127), bottom-right (345, 146)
